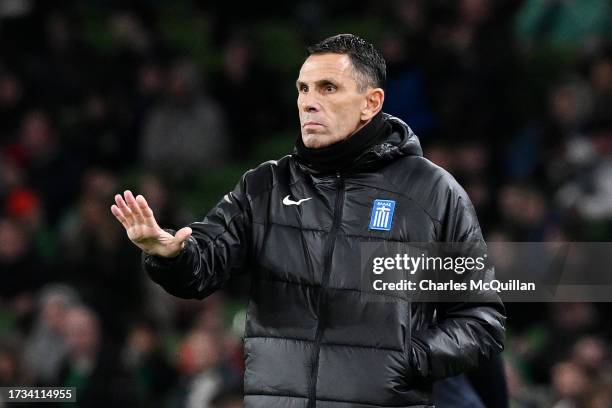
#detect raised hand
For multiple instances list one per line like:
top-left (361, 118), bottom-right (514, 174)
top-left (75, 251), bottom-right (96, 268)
top-left (110, 190), bottom-right (192, 258)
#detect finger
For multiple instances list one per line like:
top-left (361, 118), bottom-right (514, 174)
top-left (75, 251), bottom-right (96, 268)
top-left (136, 195), bottom-right (157, 227)
top-left (115, 194), bottom-right (134, 226)
top-left (174, 227), bottom-right (193, 249)
top-left (110, 205), bottom-right (130, 229)
top-left (124, 190), bottom-right (146, 225)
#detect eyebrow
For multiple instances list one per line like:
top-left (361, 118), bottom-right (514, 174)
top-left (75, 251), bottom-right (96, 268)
top-left (296, 78), bottom-right (339, 88)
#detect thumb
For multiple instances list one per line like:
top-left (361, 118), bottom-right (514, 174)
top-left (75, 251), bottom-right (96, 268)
top-left (174, 227), bottom-right (193, 249)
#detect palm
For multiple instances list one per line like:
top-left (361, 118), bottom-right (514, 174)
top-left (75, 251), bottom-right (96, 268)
top-left (128, 222), bottom-right (166, 246)
top-left (110, 190), bottom-right (192, 258)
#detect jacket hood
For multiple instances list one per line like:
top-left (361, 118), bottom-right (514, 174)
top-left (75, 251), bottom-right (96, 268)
top-left (359, 113), bottom-right (423, 166)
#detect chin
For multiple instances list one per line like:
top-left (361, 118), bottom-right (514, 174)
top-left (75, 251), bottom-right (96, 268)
top-left (302, 132), bottom-right (347, 149)
top-left (302, 133), bottom-right (327, 149)
top-left (302, 133), bottom-right (323, 149)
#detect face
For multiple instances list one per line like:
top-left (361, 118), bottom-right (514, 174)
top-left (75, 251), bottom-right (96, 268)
top-left (297, 53), bottom-right (382, 148)
top-left (64, 309), bottom-right (99, 357)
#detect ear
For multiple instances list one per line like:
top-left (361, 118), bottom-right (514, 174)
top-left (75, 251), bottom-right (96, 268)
top-left (360, 88), bottom-right (385, 121)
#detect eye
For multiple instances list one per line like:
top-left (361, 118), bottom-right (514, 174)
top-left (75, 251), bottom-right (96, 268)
top-left (324, 84), bottom-right (337, 93)
top-left (299, 84), bottom-right (309, 93)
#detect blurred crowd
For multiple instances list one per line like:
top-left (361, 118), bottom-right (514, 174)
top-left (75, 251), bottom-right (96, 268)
top-left (0, 0), bottom-right (611, 407)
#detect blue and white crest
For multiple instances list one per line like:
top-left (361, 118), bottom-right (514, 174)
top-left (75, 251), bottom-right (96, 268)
top-left (369, 199), bottom-right (396, 231)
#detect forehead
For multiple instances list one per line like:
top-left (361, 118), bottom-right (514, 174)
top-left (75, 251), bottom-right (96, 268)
top-left (298, 53), bottom-right (356, 83)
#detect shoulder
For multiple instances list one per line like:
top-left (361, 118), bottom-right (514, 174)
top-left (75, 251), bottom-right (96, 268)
top-left (239, 155), bottom-right (297, 198)
top-left (389, 155), bottom-right (469, 199)
top-left (384, 155), bottom-right (474, 221)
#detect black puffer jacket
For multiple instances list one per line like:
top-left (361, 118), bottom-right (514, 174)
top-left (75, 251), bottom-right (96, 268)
top-left (144, 114), bottom-right (506, 408)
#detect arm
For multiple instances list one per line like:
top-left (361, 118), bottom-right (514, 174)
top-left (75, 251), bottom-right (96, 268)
top-left (111, 174), bottom-right (252, 300)
top-left (410, 185), bottom-right (506, 381)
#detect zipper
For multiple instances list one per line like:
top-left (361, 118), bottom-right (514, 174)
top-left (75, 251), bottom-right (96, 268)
top-left (308, 172), bottom-right (345, 408)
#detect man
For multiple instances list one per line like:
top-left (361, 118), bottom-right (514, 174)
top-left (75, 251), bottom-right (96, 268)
top-left (111, 34), bottom-right (505, 408)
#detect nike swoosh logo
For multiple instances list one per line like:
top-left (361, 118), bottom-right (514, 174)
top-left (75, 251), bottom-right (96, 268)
top-left (282, 195), bottom-right (312, 206)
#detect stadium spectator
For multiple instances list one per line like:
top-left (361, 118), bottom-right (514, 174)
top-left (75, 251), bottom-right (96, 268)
top-left (22, 284), bottom-right (79, 385)
top-left (56, 305), bottom-right (139, 407)
top-left (141, 59), bottom-right (229, 182)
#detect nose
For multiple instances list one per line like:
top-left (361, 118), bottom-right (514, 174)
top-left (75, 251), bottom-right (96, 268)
top-left (299, 92), bottom-right (320, 113)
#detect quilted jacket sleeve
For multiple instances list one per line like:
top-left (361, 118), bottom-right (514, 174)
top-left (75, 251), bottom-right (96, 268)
top-left (409, 181), bottom-right (506, 380)
top-left (142, 173), bottom-right (252, 300)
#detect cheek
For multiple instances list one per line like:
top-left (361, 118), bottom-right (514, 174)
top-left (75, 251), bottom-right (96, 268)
top-left (334, 103), bottom-right (361, 130)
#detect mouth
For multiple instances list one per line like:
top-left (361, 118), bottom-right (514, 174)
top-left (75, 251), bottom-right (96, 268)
top-left (303, 121), bottom-right (324, 127)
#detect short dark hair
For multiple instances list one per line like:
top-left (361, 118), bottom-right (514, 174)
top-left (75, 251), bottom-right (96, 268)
top-left (307, 33), bottom-right (386, 92)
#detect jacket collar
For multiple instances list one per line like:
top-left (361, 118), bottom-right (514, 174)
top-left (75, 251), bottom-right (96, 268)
top-left (293, 113), bottom-right (423, 175)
